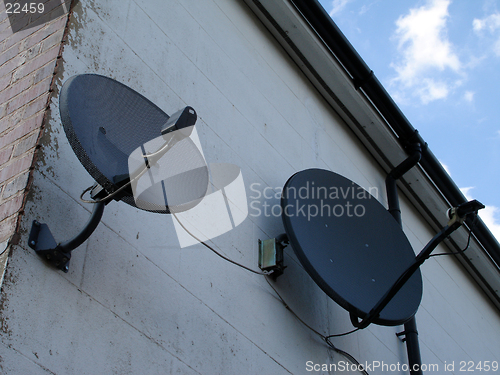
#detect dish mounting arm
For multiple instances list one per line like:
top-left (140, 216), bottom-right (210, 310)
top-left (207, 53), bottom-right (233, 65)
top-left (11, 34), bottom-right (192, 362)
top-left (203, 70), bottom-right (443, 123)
top-left (350, 199), bottom-right (485, 329)
top-left (28, 198), bottom-right (106, 273)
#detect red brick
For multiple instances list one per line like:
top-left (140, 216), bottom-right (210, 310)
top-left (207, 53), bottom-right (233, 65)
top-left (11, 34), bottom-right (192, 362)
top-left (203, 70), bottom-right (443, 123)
top-left (46, 9), bottom-right (70, 32)
top-left (0, 120), bottom-right (8, 138)
top-left (12, 131), bottom-right (39, 158)
top-left (0, 73), bottom-right (34, 103)
top-left (16, 44), bottom-right (42, 70)
top-left (34, 61), bottom-right (55, 84)
top-left (24, 14), bottom-right (67, 50)
top-left (0, 103), bottom-right (6, 121)
top-left (0, 29), bottom-right (13, 47)
top-left (0, 18), bottom-right (10, 35)
top-left (0, 42), bottom-right (22, 67)
top-left (24, 27), bottom-right (51, 51)
top-left (5, 76), bottom-right (51, 115)
top-left (0, 54), bottom-right (27, 80)
top-left (0, 108), bottom-right (25, 134)
top-left (41, 29), bottom-right (63, 53)
top-left (0, 13), bottom-right (66, 78)
top-left (0, 8), bottom-right (10, 22)
top-left (25, 16), bottom-right (65, 42)
top-left (0, 109), bottom-right (26, 136)
top-left (0, 194), bottom-right (24, 222)
top-left (0, 145), bottom-right (12, 165)
top-left (0, 153), bottom-right (33, 184)
top-left (0, 215), bottom-right (17, 243)
top-left (22, 94), bottom-right (48, 120)
top-left (0, 113), bottom-right (43, 149)
top-left (11, 45), bottom-right (58, 83)
top-left (2, 21), bottom-right (43, 51)
top-left (0, 12), bottom-right (7, 25)
top-left (2, 170), bottom-right (29, 199)
top-left (0, 72), bottom-right (11, 91)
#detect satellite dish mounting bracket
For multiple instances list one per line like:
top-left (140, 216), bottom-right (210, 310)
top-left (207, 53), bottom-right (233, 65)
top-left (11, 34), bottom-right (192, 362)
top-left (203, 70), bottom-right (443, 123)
top-left (28, 193), bottom-right (107, 273)
top-left (350, 199), bottom-right (484, 329)
top-left (28, 75), bottom-right (209, 273)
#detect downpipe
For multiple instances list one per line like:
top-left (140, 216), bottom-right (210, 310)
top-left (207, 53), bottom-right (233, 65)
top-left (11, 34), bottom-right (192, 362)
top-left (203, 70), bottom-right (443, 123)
top-left (385, 143), bottom-right (423, 375)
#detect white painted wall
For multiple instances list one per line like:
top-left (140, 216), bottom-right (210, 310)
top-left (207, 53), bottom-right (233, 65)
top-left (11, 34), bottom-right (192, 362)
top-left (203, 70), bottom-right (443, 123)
top-left (1, 0), bottom-right (499, 374)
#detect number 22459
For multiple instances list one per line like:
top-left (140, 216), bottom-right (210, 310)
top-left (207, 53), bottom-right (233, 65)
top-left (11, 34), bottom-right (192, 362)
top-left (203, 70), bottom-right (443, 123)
top-left (5, 2), bottom-right (45, 14)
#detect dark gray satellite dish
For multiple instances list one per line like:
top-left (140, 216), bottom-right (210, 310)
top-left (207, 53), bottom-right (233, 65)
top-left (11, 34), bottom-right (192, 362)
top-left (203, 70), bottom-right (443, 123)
top-left (28, 74), bottom-right (209, 272)
top-left (281, 169), bottom-right (422, 326)
top-left (280, 168), bottom-right (484, 328)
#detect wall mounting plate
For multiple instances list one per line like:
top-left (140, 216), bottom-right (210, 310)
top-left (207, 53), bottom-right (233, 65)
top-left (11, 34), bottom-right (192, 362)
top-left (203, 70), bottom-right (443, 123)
top-left (258, 235), bottom-right (288, 278)
top-left (28, 220), bottom-right (71, 273)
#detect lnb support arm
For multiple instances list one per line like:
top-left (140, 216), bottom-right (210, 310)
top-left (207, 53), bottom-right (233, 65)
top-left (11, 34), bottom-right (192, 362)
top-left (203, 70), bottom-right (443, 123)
top-left (351, 200), bottom-right (484, 329)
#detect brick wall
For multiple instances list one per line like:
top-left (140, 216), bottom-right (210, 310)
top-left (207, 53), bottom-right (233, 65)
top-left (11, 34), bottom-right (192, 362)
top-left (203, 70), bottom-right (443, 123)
top-left (0, 0), bottom-right (73, 268)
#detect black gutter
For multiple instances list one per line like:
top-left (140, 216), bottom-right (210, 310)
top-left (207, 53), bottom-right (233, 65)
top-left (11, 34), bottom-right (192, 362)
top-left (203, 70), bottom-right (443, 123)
top-left (289, 0), bottom-right (500, 268)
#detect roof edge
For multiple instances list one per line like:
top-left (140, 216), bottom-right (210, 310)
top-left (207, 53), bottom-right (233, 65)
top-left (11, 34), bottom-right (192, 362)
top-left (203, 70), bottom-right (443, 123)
top-left (242, 0), bottom-right (500, 307)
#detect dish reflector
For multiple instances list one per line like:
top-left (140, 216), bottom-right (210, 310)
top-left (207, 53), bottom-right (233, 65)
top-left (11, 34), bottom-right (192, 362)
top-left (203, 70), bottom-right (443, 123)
top-left (60, 74), bottom-right (209, 213)
top-left (281, 169), bottom-right (423, 326)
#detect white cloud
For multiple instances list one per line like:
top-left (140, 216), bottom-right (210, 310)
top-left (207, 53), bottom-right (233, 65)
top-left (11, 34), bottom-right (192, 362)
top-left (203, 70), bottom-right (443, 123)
top-left (473, 13), bottom-right (500, 33)
top-left (417, 79), bottom-right (450, 103)
top-left (440, 160), bottom-right (452, 176)
top-left (473, 13), bottom-right (500, 56)
top-left (460, 186), bottom-right (474, 200)
top-left (359, 2), bottom-right (377, 15)
top-left (390, 0), bottom-right (462, 103)
top-left (328, 0), bottom-right (353, 16)
top-left (480, 206), bottom-right (500, 241)
top-left (460, 187), bottom-right (500, 242)
top-left (464, 90), bottom-right (475, 102)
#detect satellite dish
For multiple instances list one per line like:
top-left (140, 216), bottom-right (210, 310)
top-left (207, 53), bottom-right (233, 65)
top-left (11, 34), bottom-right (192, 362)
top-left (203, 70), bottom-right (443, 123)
top-left (280, 169), bottom-right (423, 326)
top-left (28, 74), bottom-right (209, 272)
top-left (59, 74), bottom-right (209, 213)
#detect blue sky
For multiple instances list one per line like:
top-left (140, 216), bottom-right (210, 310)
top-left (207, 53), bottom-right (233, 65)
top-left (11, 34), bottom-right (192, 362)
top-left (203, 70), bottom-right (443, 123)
top-left (318, 0), bottom-right (500, 240)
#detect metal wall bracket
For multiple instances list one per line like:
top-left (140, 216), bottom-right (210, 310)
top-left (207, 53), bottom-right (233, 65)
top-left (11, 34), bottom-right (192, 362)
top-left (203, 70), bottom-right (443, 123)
top-left (29, 221), bottom-right (71, 272)
top-left (396, 328), bottom-right (418, 343)
top-left (258, 234), bottom-right (288, 279)
top-left (396, 330), bottom-right (407, 342)
top-left (28, 200), bottom-right (106, 273)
